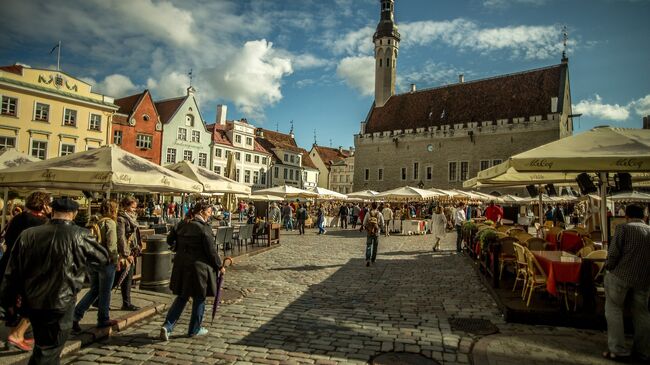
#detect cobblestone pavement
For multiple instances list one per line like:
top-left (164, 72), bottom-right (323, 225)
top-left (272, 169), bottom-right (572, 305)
top-left (60, 228), bottom-right (618, 365)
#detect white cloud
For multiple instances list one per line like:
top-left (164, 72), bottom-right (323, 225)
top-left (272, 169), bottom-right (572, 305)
top-left (573, 94), bottom-right (630, 121)
top-left (336, 56), bottom-right (375, 96)
top-left (82, 74), bottom-right (139, 97)
top-left (398, 62), bottom-right (468, 92)
top-left (146, 72), bottom-right (190, 100)
top-left (332, 26), bottom-right (375, 56)
top-left (631, 94), bottom-right (650, 116)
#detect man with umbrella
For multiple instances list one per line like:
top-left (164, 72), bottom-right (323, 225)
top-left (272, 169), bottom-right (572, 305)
top-left (160, 201), bottom-right (225, 340)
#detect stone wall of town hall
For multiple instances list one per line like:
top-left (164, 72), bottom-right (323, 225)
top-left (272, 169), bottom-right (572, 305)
top-left (353, 117), bottom-right (561, 191)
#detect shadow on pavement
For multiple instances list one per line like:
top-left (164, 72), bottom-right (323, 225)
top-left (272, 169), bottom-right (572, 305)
top-left (269, 264), bottom-right (344, 271)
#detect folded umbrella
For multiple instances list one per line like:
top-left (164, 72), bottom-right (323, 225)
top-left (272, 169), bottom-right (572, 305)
top-left (212, 257), bottom-right (233, 323)
top-left (113, 260), bottom-right (131, 292)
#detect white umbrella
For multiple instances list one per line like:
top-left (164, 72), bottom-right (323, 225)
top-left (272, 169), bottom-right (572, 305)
top-left (347, 190), bottom-right (379, 200)
top-left (376, 186), bottom-right (442, 201)
top-left (254, 185), bottom-right (319, 199)
top-left (0, 145), bottom-right (202, 193)
top-left (500, 194), bottom-right (527, 204)
top-left (310, 187), bottom-right (347, 200)
top-left (237, 193), bottom-right (284, 202)
top-left (609, 191), bottom-right (650, 203)
top-left (166, 160), bottom-right (251, 195)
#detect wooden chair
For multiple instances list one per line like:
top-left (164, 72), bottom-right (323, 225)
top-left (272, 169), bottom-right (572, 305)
top-left (576, 245), bottom-right (595, 258)
top-left (524, 248), bottom-right (548, 306)
top-left (497, 225), bottom-right (510, 233)
top-left (499, 237), bottom-right (517, 280)
top-left (507, 227), bottom-right (526, 237)
top-left (512, 243), bottom-right (529, 297)
top-left (515, 232), bottom-right (534, 243)
top-left (525, 237), bottom-right (547, 251)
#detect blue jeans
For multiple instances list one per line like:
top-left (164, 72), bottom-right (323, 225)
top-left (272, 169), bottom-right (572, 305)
top-left (455, 225), bottom-right (463, 252)
top-left (605, 272), bottom-right (650, 357)
top-left (318, 218), bottom-right (325, 234)
top-left (366, 235), bottom-right (379, 262)
top-left (162, 296), bottom-right (206, 336)
top-left (284, 217), bottom-right (293, 230)
top-left (74, 264), bottom-right (116, 324)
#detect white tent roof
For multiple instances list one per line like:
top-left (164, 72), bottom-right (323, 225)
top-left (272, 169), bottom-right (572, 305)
top-left (254, 185), bottom-right (319, 199)
top-left (166, 160), bottom-right (250, 194)
top-left (376, 186), bottom-right (442, 201)
top-left (0, 148), bottom-right (40, 169)
top-left (309, 187), bottom-right (347, 200)
top-left (609, 191), bottom-right (650, 203)
top-left (347, 190), bottom-right (379, 199)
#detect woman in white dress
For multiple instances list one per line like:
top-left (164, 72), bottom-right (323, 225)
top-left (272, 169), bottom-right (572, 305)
top-left (430, 206), bottom-right (447, 251)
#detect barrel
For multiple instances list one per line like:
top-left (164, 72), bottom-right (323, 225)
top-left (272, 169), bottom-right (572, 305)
top-left (140, 234), bottom-right (172, 293)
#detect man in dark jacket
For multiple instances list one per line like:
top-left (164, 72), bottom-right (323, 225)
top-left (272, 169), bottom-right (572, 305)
top-left (0, 198), bottom-right (108, 365)
top-left (160, 202), bottom-right (224, 340)
top-left (339, 204), bottom-right (349, 229)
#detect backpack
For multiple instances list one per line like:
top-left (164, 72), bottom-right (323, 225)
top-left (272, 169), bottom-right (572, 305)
top-left (365, 211), bottom-right (380, 236)
top-left (87, 217), bottom-right (111, 248)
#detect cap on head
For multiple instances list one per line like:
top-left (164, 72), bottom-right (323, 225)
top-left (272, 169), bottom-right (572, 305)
top-left (51, 197), bottom-right (79, 212)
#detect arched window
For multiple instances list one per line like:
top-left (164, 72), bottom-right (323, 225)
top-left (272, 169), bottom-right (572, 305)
top-left (185, 114), bottom-right (194, 127)
top-left (386, 58), bottom-right (390, 67)
top-left (379, 59), bottom-right (382, 67)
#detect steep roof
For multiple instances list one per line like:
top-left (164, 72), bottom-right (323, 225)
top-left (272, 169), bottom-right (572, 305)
top-left (313, 145), bottom-right (350, 166)
top-left (365, 64), bottom-right (566, 134)
top-left (114, 90), bottom-right (146, 115)
top-left (256, 129), bottom-right (301, 153)
top-left (208, 123), bottom-right (271, 155)
top-left (299, 148), bottom-right (318, 170)
top-left (154, 96), bottom-right (186, 124)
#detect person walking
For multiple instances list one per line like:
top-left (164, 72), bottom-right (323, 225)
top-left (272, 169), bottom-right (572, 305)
top-left (246, 203), bottom-right (256, 224)
top-left (0, 192), bottom-right (50, 351)
top-left (115, 197), bottom-right (141, 311)
top-left (296, 204), bottom-right (307, 235)
top-left (552, 203), bottom-right (565, 227)
top-left (0, 198), bottom-right (108, 365)
top-left (282, 202), bottom-right (293, 231)
top-left (359, 205), bottom-right (367, 232)
top-left (602, 204), bottom-right (650, 362)
top-left (430, 206), bottom-right (447, 252)
top-left (160, 202), bottom-right (224, 340)
top-left (454, 202), bottom-right (467, 253)
top-left (339, 203), bottom-right (349, 229)
top-left (351, 203), bottom-right (360, 229)
top-left (73, 200), bottom-right (120, 332)
top-left (381, 203), bottom-right (393, 237)
top-left (269, 202), bottom-right (281, 224)
top-left (316, 204), bottom-right (326, 235)
top-left (363, 202), bottom-right (384, 266)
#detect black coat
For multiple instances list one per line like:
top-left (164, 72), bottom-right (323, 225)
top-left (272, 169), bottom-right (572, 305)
top-left (0, 211), bottom-right (48, 284)
top-left (0, 219), bottom-right (108, 312)
top-left (167, 218), bottom-right (222, 298)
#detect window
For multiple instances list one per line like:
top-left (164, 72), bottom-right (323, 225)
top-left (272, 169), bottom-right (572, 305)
top-left (31, 141), bottom-right (47, 160)
top-left (198, 153), bottom-right (207, 168)
top-left (261, 170), bottom-right (266, 185)
top-left (262, 157), bottom-right (267, 165)
top-left (283, 154), bottom-right (288, 162)
top-left (112, 130), bottom-right (122, 145)
top-left (225, 150), bottom-right (231, 159)
top-left (183, 150), bottom-right (193, 162)
top-left (34, 102), bottom-right (49, 122)
top-left (492, 159), bottom-right (502, 166)
top-left (364, 168), bottom-right (369, 181)
top-left (235, 152), bottom-right (241, 161)
top-left (480, 160), bottom-right (491, 171)
top-left (60, 143), bottom-right (75, 156)
top-left (215, 148), bottom-right (222, 158)
top-left (1, 96), bottom-right (17, 116)
top-left (346, 175), bottom-right (349, 183)
top-left (235, 169), bottom-right (240, 182)
top-left (143, 114), bottom-right (150, 122)
top-left (185, 114), bottom-right (194, 127)
top-left (290, 155), bottom-right (295, 163)
top-left (89, 114), bottom-right (101, 131)
top-left (245, 154), bottom-right (251, 162)
top-left (460, 161), bottom-right (469, 181)
top-left (283, 168), bottom-right (288, 179)
top-left (378, 168), bottom-right (383, 181)
top-left (413, 162), bottom-right (419, 180)
top-left (254, 155), bottom-right (260, 164)
top-left (0, 136), bottom-right (16, 149)
top-left (178, 127), bottom-right (187, 141)
top-left (214, 166), bottom-right (221, 175)
top-left (401, 167), bottom-right (407, 180)
top-left (246, 137), bottom-right (252, 145)
top-left (289, 169), bottom-right (294, 180)
top-left (235, 135), bottom-right (242, 143)
top-left (191, 130), bottom-right (201, 143)
top-left (63, 108), bottom-right (77, 126)
top-left (253, 171), bottom-right (259, 184)
top-left (426, 166), bottom-right (432, 180)
top-left (166, 148), bottom-right (177, 164)
top-left (136, 134), bottom-right (152, 149)
top-left (244, 170), bottom-right (251, 183)
top-left (448, 162), bottom-right (458, 182)
top-left (274, 167), bottom-right (279, 178)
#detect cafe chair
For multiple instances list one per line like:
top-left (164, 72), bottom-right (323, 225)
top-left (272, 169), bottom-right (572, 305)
top-left (237, 224), bottom-right (254, 247)
top-left (495, 232), bottom-right (508, 240)
top-left (497, 225), bottom-right (510, 233)
top-left (576, 245), bottom-right (594, 258)
top-left (222, 226), bottom-right (234, 251)
top-left (545, 226), bottom-right (563, 246)
top-left (499, 237), bottom-right (518, 280)
top-left (512, 243), bottom-right (529, 297)
top-left (506, 227), bottom-right (526, 237)
top-left (525, 237), bottom-right (547, 251)
top-left (524, 248), bottom-right (548, 307)
top-left (515, 232), bottom-right (534, 243)
top-left (585, 250), bottom-right (608, 297)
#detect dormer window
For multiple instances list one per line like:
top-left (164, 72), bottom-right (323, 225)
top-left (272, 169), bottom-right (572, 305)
top-left (185, 114), bottom-right (194, 127)
top-left (235, 134), bottom-right (242, 143)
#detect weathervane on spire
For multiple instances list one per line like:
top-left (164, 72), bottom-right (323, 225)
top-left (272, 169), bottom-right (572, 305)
top-left (561, 25), bottom-right (568, 62)
top-left (313, 129), bottom-right (317, 145)
top-left (329, 139), bottom-right (332, 148)
top-left (289, 120), bottom-right (294, 134)
top-left (188, 68), bottom-right (193, 87)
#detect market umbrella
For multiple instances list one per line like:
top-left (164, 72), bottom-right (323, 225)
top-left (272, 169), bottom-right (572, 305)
top-left (608, 190), bottom-right (650, 203)
top-left (254, 185), bottom-right (319, 199)
top-left (236, 193), bottom-right (284, 202)
top-left (376, 186), bottom-right (442, 201)
top-left (222, 153), bottom-right (239, 213)
top-left (347, 190), bottom-right (379, 200)
top-left (0, 145), bottom-right (202, 193)
top-left (309, 186), bottom-right (347, 200)
top-left (0, 148), bottom-right (41, 229)
top-left (165, 160), bottom-right (251, 194)
top-left (212, 257), bottom-right (233, 323)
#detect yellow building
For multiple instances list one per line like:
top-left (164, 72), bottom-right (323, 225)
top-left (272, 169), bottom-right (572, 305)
top-left (0, 64), bottom-right (117, 159)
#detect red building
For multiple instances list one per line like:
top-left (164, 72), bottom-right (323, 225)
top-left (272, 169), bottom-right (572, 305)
top-left (112, 90), bottom-right (162, 164)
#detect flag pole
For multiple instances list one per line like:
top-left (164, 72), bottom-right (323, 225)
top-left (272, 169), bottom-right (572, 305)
top-left (57, 41), bottom-right (61, 71)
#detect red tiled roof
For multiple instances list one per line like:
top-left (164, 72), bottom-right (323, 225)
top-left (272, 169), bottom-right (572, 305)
top-left (299, 148), bottom-right (318, 170)
top-left (0, 64), bottom-right (24, 75)
top-left (255, 129), bottom-right (302, 153)
top-left (208, 123), bottom-right (271, 155)
top-left (365, 64), bottom-right (566, 134)
top-left (313, 145), bottom-right (350, 166)
top-left (154, 96), bottom-right (186, 124)
top-left (114, 91), bottom-right (146, 115)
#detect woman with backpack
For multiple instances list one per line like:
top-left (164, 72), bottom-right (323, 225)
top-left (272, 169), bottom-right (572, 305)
top-left (363, 202), bottom-right (385, 266)
top-left (73, 200), bottom-right (120, 332)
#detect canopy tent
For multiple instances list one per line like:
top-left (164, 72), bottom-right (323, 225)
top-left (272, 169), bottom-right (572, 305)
top-left (254, 185), bottom-right (319, 199)
top-left (165, 160), bottom-right (251, 195)
top-left (500, 194), bottom-right (527, 204)
top-left (0, 145), bottom-right (202, 193)
top-left (236, 193), bottom-right (284, 202)
top-left (608, 191), bottom-right (650, 203)
top-left (376, 186), bottom-right (442, 201)
top-left (0, 148), bottom-right (40, 169)
top-left (347, 190), bottom-right (379, 200)
top-left (430, 188), bottom-right (464, 199)
top-left (309, 186), bottom-right (348, 200)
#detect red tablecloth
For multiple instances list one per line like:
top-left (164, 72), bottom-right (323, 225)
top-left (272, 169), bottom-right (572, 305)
top-left (532, 251), bottom-right (582, 296)
top-left (558, 232), bottom-right (583, 253)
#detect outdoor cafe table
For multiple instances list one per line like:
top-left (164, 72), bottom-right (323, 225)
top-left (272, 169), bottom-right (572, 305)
top-left (531, 251), bottom-right (582, 296)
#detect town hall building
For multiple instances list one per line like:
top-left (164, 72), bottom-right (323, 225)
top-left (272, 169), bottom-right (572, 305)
top-left (353, 0), bottom-right (574, 191)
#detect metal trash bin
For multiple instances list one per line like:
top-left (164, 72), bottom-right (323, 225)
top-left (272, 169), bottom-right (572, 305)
top-left (140, 234), bottom-right (172, 293)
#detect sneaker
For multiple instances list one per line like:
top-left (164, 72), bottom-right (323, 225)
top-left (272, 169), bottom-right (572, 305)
top-left (72, 321), bottom-right (82, 333)
top-left (160, 327), bottom-right (169, 341)
top-left (121, 303), bottom-right (140, 311)
top-left (190, 327), bottom-right (208, 337)
top-left (97, 319), bottom-right (118, 328)
top-left (366, 261), bottom-right (370, 267)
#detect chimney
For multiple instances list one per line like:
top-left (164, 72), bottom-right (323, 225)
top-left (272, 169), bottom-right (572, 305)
top-left (256, 128), bottom-right (264, 137)
top-left (349, 146), bottom-right (355, 156)
top-left (410, 83), bottom-right (416, 93)
top-left (458, 74), bottom-right (464, 83)
top-left (216, 104), bottom-right (227, 125)
top-left (644, 116), bottom-right (650, 129)
top-left (186, 86), bottom-right (196, 96)
top-left (338, 146), bottom-right (343, 153)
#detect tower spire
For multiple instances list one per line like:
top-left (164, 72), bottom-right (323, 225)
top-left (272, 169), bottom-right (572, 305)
top-left (374, 0), bottom-right (400, 108)
top-left (313, 129), bottom-right (317, 145)
top-left (561, 25), bottom-right (569, 63)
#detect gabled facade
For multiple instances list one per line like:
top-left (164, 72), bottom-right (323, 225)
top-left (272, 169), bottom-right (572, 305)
top-left (0, 64), bottom-right (118, 159)
top-left (156, 87), bottom-right (211, 169)
top-left (111, 90), bottom-right (162, 163)
top-left (208, 105), bottom-right (272, 189)
top-left (309, 145), bottom-right (354, 192)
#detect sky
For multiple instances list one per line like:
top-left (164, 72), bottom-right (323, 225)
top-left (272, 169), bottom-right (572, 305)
top-left (1, 0), bottom-right (649, 150)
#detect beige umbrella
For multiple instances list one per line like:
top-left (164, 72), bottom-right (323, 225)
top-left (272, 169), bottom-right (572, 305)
top-left (376, 186), bottom-right (442, 201)
top-left (310, 186), bottom-right (347, 200)
top-left (0, 145), bottom-right (202, 193)
top-left (237, 193), bottom-right (284, 202)
top-left (222, 153), bottom-right (239, 212)
top-left (254, 185), bottom-right (319, 199)
top-left (347, 190), bottom-right (379, 200)
top-left (0, 148), bottom-right (40, 168)
top-left (166, 160), bottom-right (250, 195)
